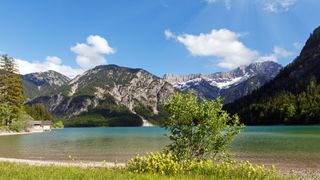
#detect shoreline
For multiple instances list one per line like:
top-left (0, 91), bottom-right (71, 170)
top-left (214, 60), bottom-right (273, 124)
top-left (0, 157), bottom-right (124, 168)
top-left (0, 157), bottom-right (318, 178)
top-left (0, 131), bottom-right (46, 136)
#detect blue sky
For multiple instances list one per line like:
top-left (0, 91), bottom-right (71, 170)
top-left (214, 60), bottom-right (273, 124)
top-left (0, 0), bottom-right (319, 78)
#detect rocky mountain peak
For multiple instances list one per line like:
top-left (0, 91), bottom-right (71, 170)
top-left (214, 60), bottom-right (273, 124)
top-left (245, 61), bottom-right (283, 75)
top-left (163, 73), bottom-right (203, 85)
top-left (164, 61), bottom-right (282, 87)
top-left (22, 70), bottom-right (71, 101)
top-left (23, 70), bottom-right (70, 87)
top-left (163, 61), bottom-right (282, 103)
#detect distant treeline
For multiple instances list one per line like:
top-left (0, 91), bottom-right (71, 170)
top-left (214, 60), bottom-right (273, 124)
top-left (225, 77), bottom-right (320, 125)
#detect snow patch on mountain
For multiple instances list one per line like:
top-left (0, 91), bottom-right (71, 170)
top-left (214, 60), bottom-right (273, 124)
top-left (211, 76), bottom-right (243, 89)
top-left (163, 61), bottom-right (283, 103)
top-left (164, 61), bottom-right (282, 91)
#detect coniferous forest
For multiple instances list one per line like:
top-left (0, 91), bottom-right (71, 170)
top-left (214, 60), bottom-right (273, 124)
top-left (224, 27), bottom-right (320, 125)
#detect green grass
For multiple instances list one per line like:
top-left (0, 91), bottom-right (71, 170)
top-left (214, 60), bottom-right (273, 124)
top-left (0, 162), bottom-right (291, 180)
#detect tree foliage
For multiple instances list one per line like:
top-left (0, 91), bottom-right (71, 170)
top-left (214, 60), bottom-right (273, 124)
top-left (0, 55), bottom-right (25, 112)
top-left (0, 103), bottom-right (13, 126)
top-left (24, 103), bottom-right (53, 121)
top-left (162, 92), bottom-right (244, 161)
top-left (0, 54), bottom-right (26, 130)
top-left (133, 103), bottom-right (153, 119)
top-left (225, 78), bottom-right (320, 125)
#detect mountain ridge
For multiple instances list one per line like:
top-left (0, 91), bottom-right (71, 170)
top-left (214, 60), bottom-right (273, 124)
top-left (26, 64), bottom-right (175, 126)
top-left (22, 70), bottom-right (71, 101)
top-left (163, 61), bottom-right (282, 103)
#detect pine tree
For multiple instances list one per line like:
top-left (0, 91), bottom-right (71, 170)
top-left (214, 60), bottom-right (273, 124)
top-left (0, 54), bottom-right (25, 125)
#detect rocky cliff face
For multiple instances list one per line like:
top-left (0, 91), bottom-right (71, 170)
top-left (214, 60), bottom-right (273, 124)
top-left (22, 70), bottom-right (70, 101)
top-left (29, 65), bottom-right (175, 118)
top-left (164, 61), bottom-right (282, 103)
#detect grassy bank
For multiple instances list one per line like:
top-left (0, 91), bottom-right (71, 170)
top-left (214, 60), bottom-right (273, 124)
top-left (0, 161), bottom-right (292, 180)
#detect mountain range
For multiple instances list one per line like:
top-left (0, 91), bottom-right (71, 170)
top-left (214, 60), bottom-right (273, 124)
top-left (163, 61), bottom-right (282, 103)
top-left (23, 65), bottom-right (175, 126)
top-left (22, 61), bottom-right (281, 126)
top-left (18, 26), bottom-right (320, 126)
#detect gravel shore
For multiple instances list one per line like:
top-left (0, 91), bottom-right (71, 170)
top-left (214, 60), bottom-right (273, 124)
top-left (0, 131), bottom-right (43, 136)
top-left (0, 157), bottom-right (125, 168)
top-left (0, 157), bottom-right (318, 178)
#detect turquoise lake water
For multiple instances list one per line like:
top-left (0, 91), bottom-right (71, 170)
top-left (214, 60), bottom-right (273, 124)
top-left (0, 126), bottom-right (319, 169)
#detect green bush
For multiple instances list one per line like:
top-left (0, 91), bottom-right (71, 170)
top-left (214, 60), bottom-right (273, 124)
top-left (0, 125), bottom-right (9, 131)
top-left (0, 103), bottom-right (13, 126)
top-left (126, 152), bottom-right (284, 179)
top-left (127, 152), bottom-right (181, 175)
top-left (163, 92), bottom-right (244, 161)
top-left (9, 111), bottom-right (34, 131)
top-left (52, 120), bottom-right (64, 128)
top-left (9, 119), bottom-right (24, 131)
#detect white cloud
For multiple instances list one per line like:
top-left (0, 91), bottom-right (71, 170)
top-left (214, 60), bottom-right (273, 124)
top-left (293, 42), bottom-right (303, 50)
top-left (257, 46), bottom-right (293, 62)
top-left (1, 35), bottom-right (116, 78)
top-left (15, 56), bottom-right (84, 78)
top-left (71, 35), bottom-right (115, 69)
top-left (273, 46), bottom-right (293, 57)
top-left (46, 56), bottom-right (62, 65)
top-left (169, 29), bottom-right (258, 69)
top-left (167, 29), bottom-right (294, 68)
top-left (164, 29), bottom-right (175, 39)
top-left (264, 0), bottom-right (296, 13)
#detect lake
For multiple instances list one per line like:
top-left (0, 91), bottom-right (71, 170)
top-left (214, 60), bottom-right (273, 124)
top-left (0, 126), bottom-right (319, 170)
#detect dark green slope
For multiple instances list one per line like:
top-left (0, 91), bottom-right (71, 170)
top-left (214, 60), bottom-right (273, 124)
top-left (224, 26), bottom-right (320, 125)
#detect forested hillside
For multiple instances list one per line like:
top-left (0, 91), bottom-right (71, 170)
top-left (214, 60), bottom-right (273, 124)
top-left (224, 26), bottom-right (320, 125)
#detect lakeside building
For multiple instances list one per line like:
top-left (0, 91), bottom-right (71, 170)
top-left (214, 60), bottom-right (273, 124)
top-left (31, 121), bottom-right (52, 132)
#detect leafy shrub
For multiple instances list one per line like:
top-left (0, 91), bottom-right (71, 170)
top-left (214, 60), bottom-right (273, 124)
top-left (52, 120), bottom-right (64, 128)
top-left (126, 152), bottom-right (283, 179)
top-left (0, 125), bottom-right (9, 131)
top-left (163, 92), bottom-right (244, 161)
top-left (126, 152), bottom-right (181, 175)
top-left (9, 111), bottom-right (33, 131)
top-left (0, 103), bottom-right (13, 126)
top-left (9, 119), bottom-right (24, 131)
